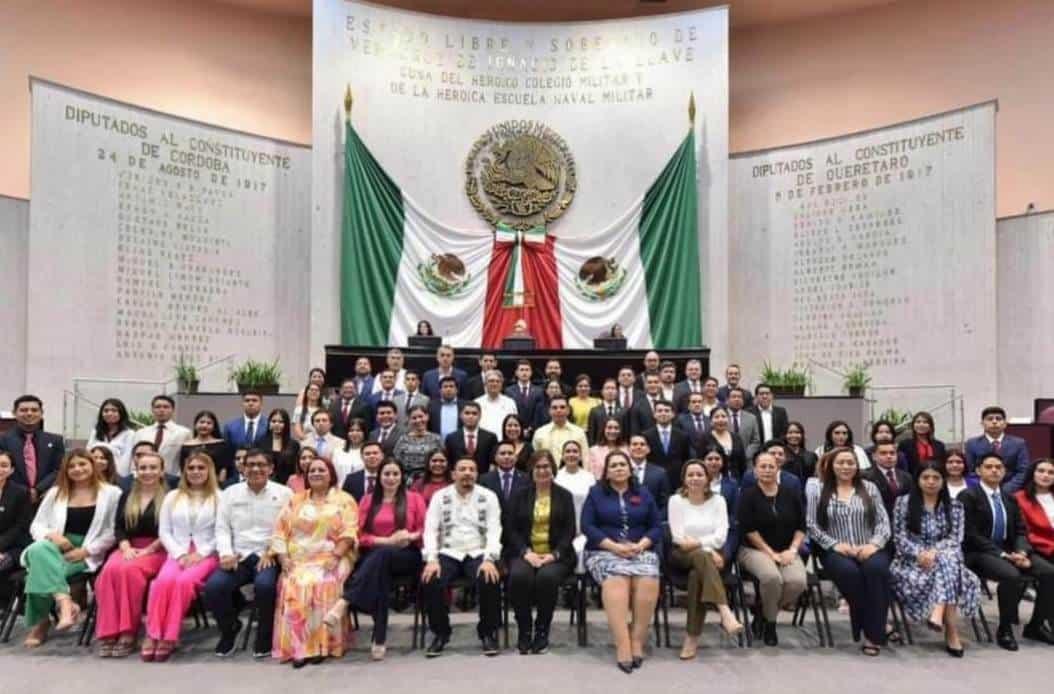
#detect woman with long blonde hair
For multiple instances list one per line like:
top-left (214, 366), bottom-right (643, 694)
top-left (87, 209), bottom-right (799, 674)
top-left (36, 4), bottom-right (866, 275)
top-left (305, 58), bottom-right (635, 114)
top-left (21, 449), bottom-right (121, 647)
top-left (93, 451), bottom-right (171, 657)
top-left (143, 452), bottom-right (220, 662)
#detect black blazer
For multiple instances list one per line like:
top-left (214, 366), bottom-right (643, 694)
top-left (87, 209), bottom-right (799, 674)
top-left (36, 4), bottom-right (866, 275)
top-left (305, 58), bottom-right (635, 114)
top-left (0, 482), bottom-right (32, 554)
top-left (479, 468), bottom-right (531, 511)
top-left (783, 448), bottom-right (817, 482)
top-left (0, 428), bottom-right (65, 495)
top-left (627, 396), bottom-right (658, 436)
top-left (961, 484), bottom-right (1031, 556)
top-left (587, 403), bottom-right (625, 446)
top-left (328, 397), bottom-right (372, 439)
top-left (503, 484), bottom-right (577, 567)
top-left (746, 405), bottom-right (789, 443)
top-left (642, 427), bottom-right (693, 489)
top-left (635, 462), bottom-right (672, 520)
top-left (702, 432), bottom-right (748, 480)
top-left (504, 384), bottom-right (545, 434)
top-left (428, 398), bottom-right (468, 435)
top-left (864, 466), bottom-right (913, 522)
top-left (897, 437), bottom-right (947, 475)
top-left (444, 428), bottom-right (499, 476)
top-left (674, 412), bottom-right (711, 453)
top-left (341, 470), bottom-right (377, 503)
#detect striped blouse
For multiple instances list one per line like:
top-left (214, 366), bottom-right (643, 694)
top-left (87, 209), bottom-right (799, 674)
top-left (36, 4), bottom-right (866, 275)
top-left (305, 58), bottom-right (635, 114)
top-left (805, 479), bottom-right (890, 550)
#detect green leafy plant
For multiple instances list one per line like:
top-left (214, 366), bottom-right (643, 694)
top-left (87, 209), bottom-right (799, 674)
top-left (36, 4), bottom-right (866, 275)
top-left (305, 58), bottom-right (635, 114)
top-left (843, 363), bottom-right (872, 393)
top-left (229, 358), bottom-right (282, 388)
top-left (760, 362), bottom-right (810, 388)
top-left (175, 354), bottom-right (199, 391)
top-left (878, 407), bottom-right (913, 432)
top-left (128, 409), bottom-right (155, 428)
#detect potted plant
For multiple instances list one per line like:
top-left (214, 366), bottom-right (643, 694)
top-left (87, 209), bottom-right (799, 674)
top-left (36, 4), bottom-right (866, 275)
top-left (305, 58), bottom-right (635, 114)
top-left (878, 407), bottom-right (913, 435)
top-left (128, 409), bottom-right (155, 429)
top-left (229, 358), bottom-right (282, 395)
top-left (843, 363), bottom-right (871, 398)
top-left (760, 362), bottom-right (810, 397)
top-left (175, 354), bottom-right (199, 394)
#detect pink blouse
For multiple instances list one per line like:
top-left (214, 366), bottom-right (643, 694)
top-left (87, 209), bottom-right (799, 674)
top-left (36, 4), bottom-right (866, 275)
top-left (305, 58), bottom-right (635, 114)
top-left (357, 491), bottom-right (427, 549)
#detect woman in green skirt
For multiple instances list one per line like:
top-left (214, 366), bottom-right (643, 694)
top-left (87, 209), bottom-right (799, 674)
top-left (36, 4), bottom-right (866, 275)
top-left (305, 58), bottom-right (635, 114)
top-left (22, 449), bottom-right (120, 647)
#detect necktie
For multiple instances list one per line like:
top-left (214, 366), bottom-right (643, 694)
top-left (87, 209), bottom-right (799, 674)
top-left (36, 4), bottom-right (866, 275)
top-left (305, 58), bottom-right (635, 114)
top-left (384, 391), bottom-right (392, 401)
top-left (23, 432), bottom-right (37, 488)
top-left (154, 423), bottom-right (165, 449)
top-left (733, 412), bottom-right (740, 433)
top-left (991, 492), bottom-right (1006, 543)
top-left (885, 469), bottom-right (898, 495)
top-left (246, 420), bottom-right (255, 444)
top-left (366, 476), bottom-right (376, 494)
top-left (691, 381), bottom-right (700, 393)
top-left (694, 415), bottom-right (702, 432)
top-left (502, 472), bottom-right (512, 499)
top-left (992, 438), bottom-right (1002, 453)
top-left (521, 385), bottom-right (528, 401)
top-left (316, 437), bottom-right (326, 456)
top-left (607, 405), bottom-right (614, 417)
top-left (661, 429), bottom-right (670, 454)
top-left (342, 400), bottom-right (350, 423)
top-left (379, 428), bottom-right (389, 445)
top-left (622, 389), bottom-right (631, 410)
top-left (634, 465), bottom-right (644, 484)
top-left (467, 431), bottom-right (476, 456)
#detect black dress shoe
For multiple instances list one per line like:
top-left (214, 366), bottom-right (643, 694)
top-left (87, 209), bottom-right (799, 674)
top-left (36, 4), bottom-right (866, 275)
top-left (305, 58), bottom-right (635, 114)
top-left (1023, 622), bottom-right (1054, 645)
top-left (616, 661), bottom-right (634, 674)
top-left (997, 626), bottom-right (1019, 651)
top-left (291, 659), bottom-right (308, 669)
top-left (945, 645), bottom-right (965, 658)
top-left (425, 635), bottom-right (449, 658)
top-left (631, 656), bottom-right (643, 669)
top-left (481, 633), bottom-right (500, 656)
top-left (763, 620), bottom-right (779, 647)
top-left (214, 620), bottom-right (242, 657)
top-left (517, 631), bottom-right (532, 655)
top-left (530, 628), bottom-right (550, 655)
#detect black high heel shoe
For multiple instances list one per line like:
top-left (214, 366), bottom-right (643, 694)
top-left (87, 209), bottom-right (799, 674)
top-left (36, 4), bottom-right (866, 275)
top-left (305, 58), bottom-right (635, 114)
top-left (617, 661), bottom-right (634, 674)
top-left (631, 656), bottom-right (643, 669)
top-left (945, 645), bottom-right (964, 658)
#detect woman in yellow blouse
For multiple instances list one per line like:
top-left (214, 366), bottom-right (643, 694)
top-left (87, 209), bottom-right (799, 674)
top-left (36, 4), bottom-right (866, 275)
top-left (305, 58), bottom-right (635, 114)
top-left (504, 450), bottom-right (577, 654)
top-left (271, 457), bottom-right (358, 668)
top-left (569, 375), bottom-right (601, 430)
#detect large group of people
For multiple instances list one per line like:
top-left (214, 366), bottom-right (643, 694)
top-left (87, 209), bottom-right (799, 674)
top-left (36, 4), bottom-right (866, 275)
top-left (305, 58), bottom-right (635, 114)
top-left (1, 348), bottom-right (1052, 671)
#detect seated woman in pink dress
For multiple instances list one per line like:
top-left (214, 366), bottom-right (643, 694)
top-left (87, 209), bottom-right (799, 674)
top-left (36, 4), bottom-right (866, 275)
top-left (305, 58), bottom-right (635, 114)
top-left (93, 451), bottom-right (170, 657)
top-left (271, 457), bottom-right (358, 668)
top-left (143, 452), bottom-right (220, 662)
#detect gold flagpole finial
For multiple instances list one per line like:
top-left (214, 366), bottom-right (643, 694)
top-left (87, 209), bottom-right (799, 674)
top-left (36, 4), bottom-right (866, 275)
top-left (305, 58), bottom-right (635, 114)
top-left (688, 91), bottom-right (696, 126)
top-left (344, 85), bottom-right (353, 121)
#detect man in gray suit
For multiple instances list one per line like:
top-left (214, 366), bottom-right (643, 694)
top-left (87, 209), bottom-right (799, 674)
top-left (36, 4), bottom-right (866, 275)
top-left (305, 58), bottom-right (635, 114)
top-left (726, 388), bottom-right (761, 462)
top-left (369, 401), bottom-right (407, 456)
top-left (394, 370), bottom-right (430, 426)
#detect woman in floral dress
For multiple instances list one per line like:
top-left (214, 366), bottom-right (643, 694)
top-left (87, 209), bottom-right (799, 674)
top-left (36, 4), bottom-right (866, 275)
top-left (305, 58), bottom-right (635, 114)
top-left (271, 457), bottom-right (358, 667)
top-left (890, 460), bottom-right (981, 656)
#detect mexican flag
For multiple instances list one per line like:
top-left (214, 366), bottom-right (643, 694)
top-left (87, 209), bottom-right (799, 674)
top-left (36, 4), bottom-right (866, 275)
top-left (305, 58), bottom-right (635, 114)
top-left (341, 121), bottom-right (703, 349)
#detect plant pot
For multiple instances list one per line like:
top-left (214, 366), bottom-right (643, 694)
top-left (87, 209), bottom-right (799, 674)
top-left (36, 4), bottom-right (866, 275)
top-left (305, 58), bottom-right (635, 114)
top-left (847, 386), bottom-right (865, 398)
top-left (238, 382), bottom-right (280, 395)
top-left (178, 379), bottom-right (199, 395)
top-left (771, 385), bottom-right (806, 397)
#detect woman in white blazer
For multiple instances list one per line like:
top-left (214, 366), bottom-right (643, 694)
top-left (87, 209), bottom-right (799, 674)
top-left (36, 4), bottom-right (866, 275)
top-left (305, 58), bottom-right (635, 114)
top-left (21, 449), bottom-right (121, 647)
top-left (142, 451), bottom-right (220, 662)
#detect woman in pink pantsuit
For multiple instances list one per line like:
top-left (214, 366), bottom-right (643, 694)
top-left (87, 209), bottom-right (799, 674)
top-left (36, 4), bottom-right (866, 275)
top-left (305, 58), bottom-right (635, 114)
top-left (94, 452), bottom-right (170, 657)
top-left (143, 452), bottom-right (220, 662)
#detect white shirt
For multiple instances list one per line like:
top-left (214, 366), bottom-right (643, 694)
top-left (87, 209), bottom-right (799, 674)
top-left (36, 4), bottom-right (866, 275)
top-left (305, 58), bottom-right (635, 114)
top-left (631, 460), bottom-right (649, 485)
top-left (87, 428), bottom-right (136, 477)
top-left (474, 393), bottom-right (518, 435)
top-left (668, 493), bottom-right (728, 552)
top-left (371, 368), bottom-right (407, 393)
top-left (215, 481), bottom-right (292, 558)
top-left (27, 484), bottom-right (121, 571)
top-left (1038, 493), bottom-right (1054, 529)
top-left (332, 447), bottom-right (364, 485)
top-left (555, 467), bottom-right (596, 535)
top-left (135, 421), bottom-right (191, 476)
top-left (814, 443), bottom-right (872, 471)
top-left (661, 386), bottom-right (675, 402)
top-left (243, 415), bottom-right (262, 439)
top-left (159, 489), bottom-right (219, 558)
top-left (422, 484), bottom-right (502, 563)
top-left (946, 480), bottom-right (967, 500)
top-left (758, 408), bottom-right (773, 440)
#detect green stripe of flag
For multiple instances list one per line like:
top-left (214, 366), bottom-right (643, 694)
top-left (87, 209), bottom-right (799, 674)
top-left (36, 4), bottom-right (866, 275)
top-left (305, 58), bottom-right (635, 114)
top-left (341, 122), bottom-right (405, 345)
top-left (638, 131), bottom-right (702, 348)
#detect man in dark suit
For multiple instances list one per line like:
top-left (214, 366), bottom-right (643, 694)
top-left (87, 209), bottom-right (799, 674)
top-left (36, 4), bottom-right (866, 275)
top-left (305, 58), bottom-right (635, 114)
top-left (961, 453), bottom-right (1054, 650)
top-left (676, 392), bottom-right (712, 453)
top-left (627, 434), bottom-right (671, 519)
top-left (587, 378), bottom-right (625, 446)
top-left (615, 366), bottom-right (642, 413)
top-left (747, 384), bottom-right (789, 444)
top-left (635, 351), bottom-right (661, 392)
top-left (536, 359), bottom-right (572, 398)
top-left (505, 360), bottom-right (544, 437)
top-left (628, 372), bottom-right (663, 436)
top-left (642, 401), bottom-right (692, 488)
top-left (479, 441), bottom-right (530, 511)
top-left (368, 401), bottom-right (406, 456)
top-left (0, 461), bottom-right (32, 573)
top-left (964, 406), bottom-right (1032, 493)
top-left (221, 391), bottom-right (269, 449)
top-left (717, 364), bottom-right (753, 409)
top-left (463, 353), bottom-right (498, 401)
top-left (422, 345), bottom-right (468, 399)
top-left (329, 378), bottom-right (372, 440)
top-left (0, 395), bottom-right (65, 503)
top-left (429, 377), bottom-right (467, 439)
top-left (444, 402), bottom-right (498, 475)
top-left (351, 357), bottom-right (375, 402)
top-left (672, 358), bottom-right (706, 413)
top-left (341, 442), bottom-right (385, 502)
top-left (863, 442), bottom-right (911, 522)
